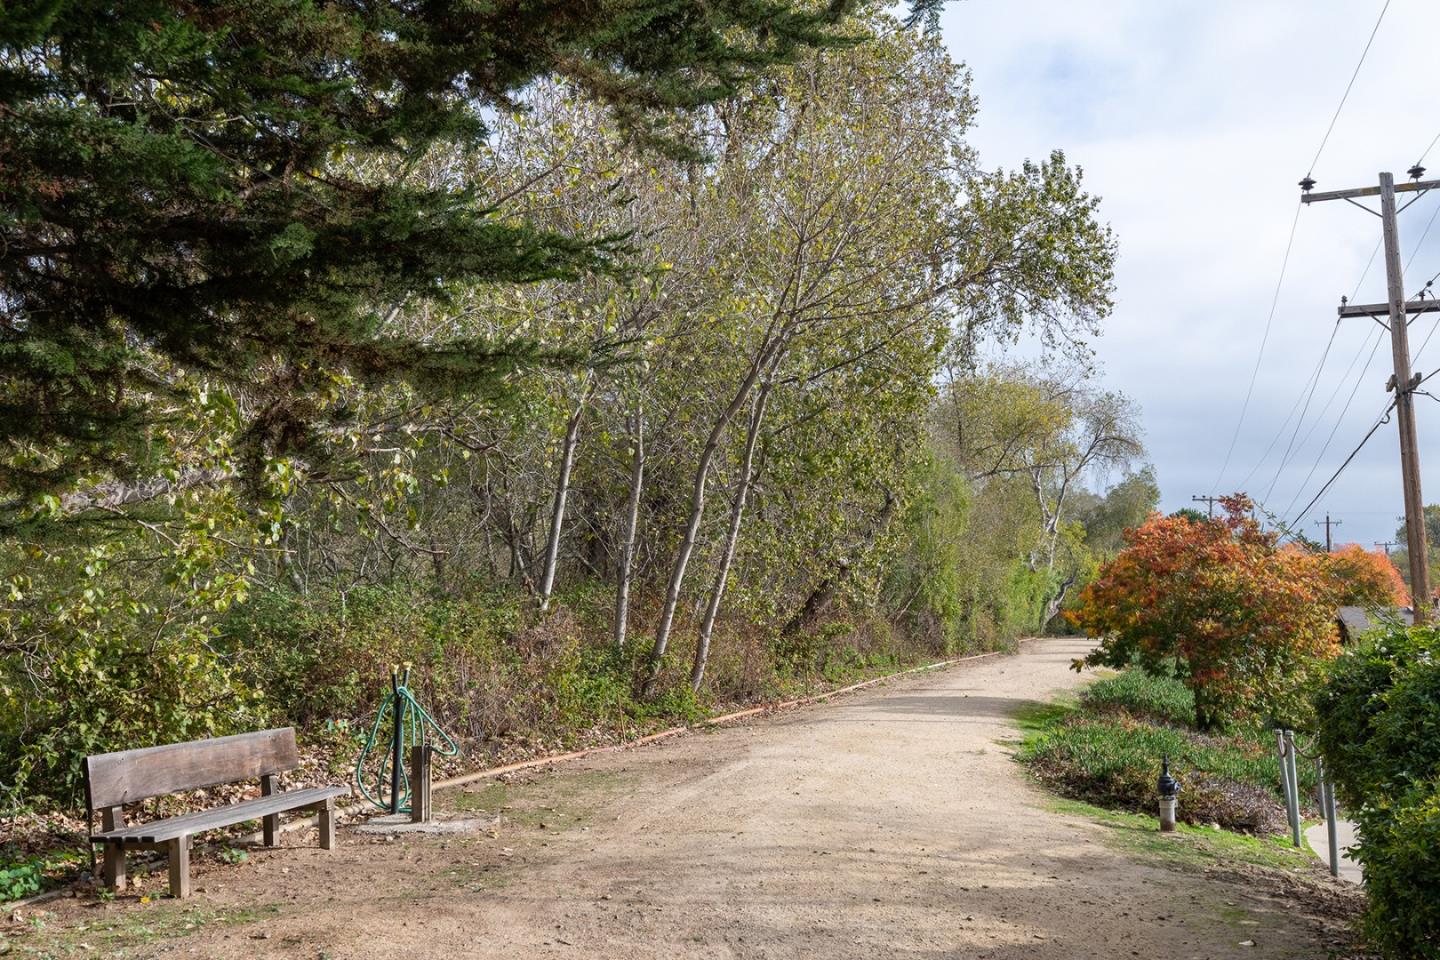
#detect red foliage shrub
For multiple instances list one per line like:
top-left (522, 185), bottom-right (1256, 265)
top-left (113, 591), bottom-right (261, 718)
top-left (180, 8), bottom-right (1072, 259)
top-left (1067, 495), bottom-right (1340, 729)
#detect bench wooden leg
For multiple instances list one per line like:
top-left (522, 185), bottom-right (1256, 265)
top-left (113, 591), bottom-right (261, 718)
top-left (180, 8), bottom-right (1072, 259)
top-left (260, 773), bottom-right (279, 846)
top-left (102, 844), bottom-right (126, 892)
top-left (99, 807), bottom-right (126, 891)
top-left (318, 797), bottom-right (335, 851)
top-left (167, 837), bottom-right (191, 899)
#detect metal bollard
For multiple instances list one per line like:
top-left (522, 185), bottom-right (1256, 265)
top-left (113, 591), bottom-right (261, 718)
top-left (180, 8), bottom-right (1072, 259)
top-left (1283, 730), bottom-right (1302, 847)
top-left (1319, 759), bottom-right (1340, 878)
top-left (390, 668), bottom-right (406, 815)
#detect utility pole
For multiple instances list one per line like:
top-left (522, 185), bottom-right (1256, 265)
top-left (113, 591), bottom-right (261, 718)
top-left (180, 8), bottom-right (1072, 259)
top-left (1376, 540), bottom-right (1399, 555)
top-left (1315, 514), bottom-right (1342, 553)
top-left (1303, 169), bottom-right (1438, 620)
top-left (1191, 494), bottom-right (1221, 519)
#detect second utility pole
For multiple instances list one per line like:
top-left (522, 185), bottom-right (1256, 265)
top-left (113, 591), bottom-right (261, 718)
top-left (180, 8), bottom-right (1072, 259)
top-left (1315, 514), bottom-right (1341, 553)
top-left (1304, 170), bottom-right (1437, 620)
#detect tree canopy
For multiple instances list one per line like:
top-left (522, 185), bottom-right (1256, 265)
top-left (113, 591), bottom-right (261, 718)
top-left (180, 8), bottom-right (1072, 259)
top-left (0, 0), bottom-right (868, 505)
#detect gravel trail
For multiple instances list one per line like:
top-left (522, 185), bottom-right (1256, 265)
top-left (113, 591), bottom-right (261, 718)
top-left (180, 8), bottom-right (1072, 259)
top-left (31, 639), bottom-right (1351, 958)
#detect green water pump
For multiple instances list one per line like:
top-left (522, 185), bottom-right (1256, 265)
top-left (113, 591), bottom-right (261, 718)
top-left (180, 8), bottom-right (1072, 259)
top-left (354, 663), bottom-right (459, 814)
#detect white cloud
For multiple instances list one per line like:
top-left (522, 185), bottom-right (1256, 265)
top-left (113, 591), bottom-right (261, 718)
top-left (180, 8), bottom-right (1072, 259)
top-left (939, 0), bottom-right (1440, 547)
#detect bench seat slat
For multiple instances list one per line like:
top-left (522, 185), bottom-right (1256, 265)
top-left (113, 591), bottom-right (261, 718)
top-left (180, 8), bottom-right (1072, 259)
top-left (93, 786), bottom-right (349, 845)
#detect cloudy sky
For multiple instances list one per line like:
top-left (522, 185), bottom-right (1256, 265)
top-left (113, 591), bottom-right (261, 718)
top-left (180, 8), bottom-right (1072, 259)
top-left (934, 0), bottom-right (1440, 550)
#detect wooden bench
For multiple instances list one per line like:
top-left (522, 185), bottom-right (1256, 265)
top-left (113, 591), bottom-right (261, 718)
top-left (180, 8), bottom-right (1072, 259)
top-left (84, 728), bottom-right (349, 899)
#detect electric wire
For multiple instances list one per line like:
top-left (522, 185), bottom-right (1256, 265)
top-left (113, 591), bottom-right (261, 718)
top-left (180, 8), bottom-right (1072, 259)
top-left (1235, 329), bottom-right (1335, 492)
top-left (1279, 327), bottom-right (1387, 521)
top-left (1403, 192), bottom-right (1440, 274)
top-left (1213, 202), bottom-right (1302, 491)
top-left (1289, 399), bottom-right (1397, 529)
top-left (1259, 320), bottom-right (1342, 502)
top-left (1237, 243), bottom-right (1382, 493)
top-left (1411, 312), bottom-right (1440, 367)
top-left (1305, 0), bottom-right (1393, 177)
top-left (1262, 180), bottom-right (1440, 518)
top-left (1216, 0), bottom-right (1392, 494)
top-left (1417, 127), bottom-right (1440, 169)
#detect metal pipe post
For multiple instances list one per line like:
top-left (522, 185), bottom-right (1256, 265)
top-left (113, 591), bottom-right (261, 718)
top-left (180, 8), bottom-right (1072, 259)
top-left (1322, 763), bottom-right (1340, 878)
top-left (1277, 730), bottom-right (1295, 838)
top-left (390, 670), bottom-right (406, 815)
top-left (1284, 730), bottom-right (1302, 847)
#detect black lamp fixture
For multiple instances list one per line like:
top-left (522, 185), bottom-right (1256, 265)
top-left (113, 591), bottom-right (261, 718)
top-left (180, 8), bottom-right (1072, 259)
top-left (1158, 756), bottom-right (1180, 800)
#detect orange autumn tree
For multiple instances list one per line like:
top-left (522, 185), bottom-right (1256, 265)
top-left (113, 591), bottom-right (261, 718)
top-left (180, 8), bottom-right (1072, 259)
top-left (1322, 543), bottom-right (1408, 609)
top-left (1067, 495), bottom-right (1341, 729)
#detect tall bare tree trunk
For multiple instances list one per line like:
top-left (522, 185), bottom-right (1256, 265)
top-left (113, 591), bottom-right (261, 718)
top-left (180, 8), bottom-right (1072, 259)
top-left (690, 384), bottom-right (769, 690)
top-left (538, 382), bottom-right (593, 612)
top-left (643, 341), bottom-right (782, 696)
top-left (614, 404), bottom-right (645, 649)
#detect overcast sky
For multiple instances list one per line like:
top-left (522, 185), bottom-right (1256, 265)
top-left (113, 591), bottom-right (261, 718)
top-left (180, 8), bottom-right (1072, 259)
top-left (934, 0), bottom-right (1440, 550)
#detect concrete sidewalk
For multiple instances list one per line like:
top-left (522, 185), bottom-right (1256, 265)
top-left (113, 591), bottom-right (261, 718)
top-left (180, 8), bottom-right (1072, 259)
top-left (1305, 818), bottom-right (1363, 884)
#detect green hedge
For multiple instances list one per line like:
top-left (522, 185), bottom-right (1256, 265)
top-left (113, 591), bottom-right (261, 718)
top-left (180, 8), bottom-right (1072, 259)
top-left (1315, 624), bottom-right (1440, 959)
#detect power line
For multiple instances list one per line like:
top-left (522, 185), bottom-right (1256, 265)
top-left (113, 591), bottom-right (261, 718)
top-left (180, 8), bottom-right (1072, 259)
top-left (1278, 307), bottom-right (1439, 523)
top-left (1417, 127), bottom-right (1440, 169)
top-left (1216, 0), bottom-right (1393, 494)
top-left (1260, 176), bottom-right (1439, 514)
top-left (1261, 319), bottom-right (1342, 503)
top-left (1290, 399), bottom-right (1396, 529)
top-left (1213, 202), bottom-right (1302, 492)
top-left (1237, 319), bottom-right (1339, 491)
top-left (1412, 313), bottom-right (1440, 368)
top-left (1305, 0), bottom-right (1393, 177)
top-left (1278, 327), bottom-right (1386, 519)
top-left (1295, 170), bottom-right (1439, 615)
top-left (1237, 236), bottom-right (1385, 493)
top-left (1402, 191), bottom-right (1440, 274)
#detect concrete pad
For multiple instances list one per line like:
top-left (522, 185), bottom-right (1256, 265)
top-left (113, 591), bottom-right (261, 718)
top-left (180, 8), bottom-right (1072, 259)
top-left (1305, 818), bottom-right (1363, 884)
top-left (354, 813), bottom-right (498, 836)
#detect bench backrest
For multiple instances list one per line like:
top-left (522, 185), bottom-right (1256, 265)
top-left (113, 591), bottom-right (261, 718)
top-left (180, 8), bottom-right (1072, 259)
top-left (83, 728), bottom-right (300, 811)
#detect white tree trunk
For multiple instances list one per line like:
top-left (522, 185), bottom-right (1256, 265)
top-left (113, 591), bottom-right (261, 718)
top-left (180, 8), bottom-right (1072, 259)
top-left (690, 384), bottom-right (769, 690)
top-left (614, 404), bottom-right (646, 649)
top-left (538, 382), bottom-right (593, 612)
top-left (642, 339), bottom-right (784, 696)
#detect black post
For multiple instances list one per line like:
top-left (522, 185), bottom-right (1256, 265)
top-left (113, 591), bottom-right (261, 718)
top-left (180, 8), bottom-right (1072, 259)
top-left (389, 668), bottom-right (405, 815)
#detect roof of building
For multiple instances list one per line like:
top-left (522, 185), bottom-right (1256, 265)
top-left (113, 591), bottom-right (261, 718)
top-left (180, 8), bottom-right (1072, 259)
top-left (1336, 605), bottom-right (1414, 641)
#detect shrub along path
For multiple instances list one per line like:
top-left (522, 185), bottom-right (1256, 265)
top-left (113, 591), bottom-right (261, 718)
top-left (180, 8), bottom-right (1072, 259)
top-left (18, 640), bottom-right (1360, 959)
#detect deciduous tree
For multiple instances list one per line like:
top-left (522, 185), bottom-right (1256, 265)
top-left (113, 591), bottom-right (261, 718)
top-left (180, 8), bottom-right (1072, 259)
top-left (1070, 495), bottom-right (1340, 729)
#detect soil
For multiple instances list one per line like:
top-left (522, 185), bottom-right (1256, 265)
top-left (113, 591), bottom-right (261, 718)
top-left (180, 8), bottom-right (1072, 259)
top-left (8, 639), bottom-right (1367, 959)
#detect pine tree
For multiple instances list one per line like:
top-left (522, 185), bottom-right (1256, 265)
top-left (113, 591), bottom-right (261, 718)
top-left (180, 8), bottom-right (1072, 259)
top-left (0, 0), bottom-right (864, 500)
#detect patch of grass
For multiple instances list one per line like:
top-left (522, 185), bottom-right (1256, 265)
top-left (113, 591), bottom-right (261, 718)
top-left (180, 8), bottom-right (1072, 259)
top-left (8, 902), bottom-right (281, 958)
top-left (1009, 697), bottom-right (1078, 747)
top-left (1081, 668), bottom-right (1195, 726)
top-left (1017, 668), bottom-right (1313, 834)
top-left (447, 768), bottom-right (627, 831)
top-left (449, 781), bottom-right (508, 814)
top-left (1047, 797), bottom-right (1312, 873)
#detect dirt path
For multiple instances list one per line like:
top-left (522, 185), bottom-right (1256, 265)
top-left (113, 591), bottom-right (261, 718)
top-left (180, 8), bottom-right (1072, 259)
top-left (25, 639), bottom-right (1354, 958)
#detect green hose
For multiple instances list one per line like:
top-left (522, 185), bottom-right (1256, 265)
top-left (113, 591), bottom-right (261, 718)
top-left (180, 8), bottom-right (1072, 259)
top-left (354, 664), bottom-right (460, 813)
